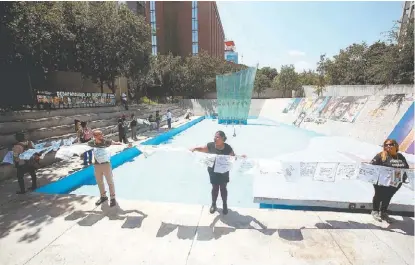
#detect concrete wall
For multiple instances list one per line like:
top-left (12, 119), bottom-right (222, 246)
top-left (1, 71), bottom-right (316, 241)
top-left (303, 85), bottom-right (414, 97)
top-left (179, 94), bottom-right (415, 152)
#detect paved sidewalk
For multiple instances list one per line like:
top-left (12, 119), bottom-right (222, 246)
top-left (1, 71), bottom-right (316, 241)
top-left (0, 193), bottom-right (413, 265)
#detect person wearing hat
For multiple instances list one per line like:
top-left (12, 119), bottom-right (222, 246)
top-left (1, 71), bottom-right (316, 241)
top-left (166, 109), bottom-right (172, 130)
top-left (190, 131), bottom-right (245, 215)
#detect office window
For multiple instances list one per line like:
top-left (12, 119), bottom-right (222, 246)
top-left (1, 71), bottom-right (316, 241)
top-left (150, 1), bottom-right (157, 55)
top-left (192, 1), bottom-right (198, 56)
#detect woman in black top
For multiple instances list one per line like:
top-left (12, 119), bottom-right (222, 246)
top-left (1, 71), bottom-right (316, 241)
top-left (370, 138), bottom-right (410, 223)
top-left (191, 131), bottom-right (244, 215)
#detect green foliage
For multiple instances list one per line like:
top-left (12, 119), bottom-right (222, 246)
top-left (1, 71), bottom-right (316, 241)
top-left (140, 96), bottom-right (157, 105)
top-left (272, 65), bottom-right (302, 98)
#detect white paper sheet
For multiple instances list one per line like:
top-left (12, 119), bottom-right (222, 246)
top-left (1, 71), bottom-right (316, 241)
top-left (357, 163), bottom-right (379, 184)
top-left (335, 163), bottom-right (359, 180)
top-left (377, 166), bottom-right (394, 186)
top-left (2, 151), bottom-right (14, 164)
top-left (390, 169), bottom-right (404, 188)
top-left (195, 153), bottom-right (215, 168)
top-left (403, 169), bottom-right (414, 191)
top-left (313, 162), bottom-right (338, 182)
top-left (93, 148), bottom-right (111, 164)
top-left (282, 162), bottom-right (301, 182)
top-left (257, 159), bottom-right (283, 175)
top-left (300, 162), bottom-right (318, 178)
top-left (213, 155), bottom-right (235, 174)
top-left (238, 158), bottom-right (257, 174)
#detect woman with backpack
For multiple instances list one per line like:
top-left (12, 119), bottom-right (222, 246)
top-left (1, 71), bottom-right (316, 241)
top-left (78, 121), bottom-right (93, 165)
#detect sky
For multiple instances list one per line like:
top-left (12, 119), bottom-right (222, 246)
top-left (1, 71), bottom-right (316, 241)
top-left (217, 1), bottom-right (404, 71)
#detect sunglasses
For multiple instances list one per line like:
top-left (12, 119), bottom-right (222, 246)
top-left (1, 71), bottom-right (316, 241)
top-left (384, 143), bottom-right (395, 147)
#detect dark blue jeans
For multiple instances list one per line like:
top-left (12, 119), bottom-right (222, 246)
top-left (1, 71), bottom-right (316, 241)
top-left (83, 150), bottom-right (92, 165)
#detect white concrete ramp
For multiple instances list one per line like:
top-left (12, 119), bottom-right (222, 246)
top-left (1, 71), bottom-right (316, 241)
top-left (0, 194), bottom-right (413, 265)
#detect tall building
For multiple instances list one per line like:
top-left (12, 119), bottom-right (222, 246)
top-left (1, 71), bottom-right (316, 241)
top-left (399, 1), bottom-right (414, 40)
top-left (145, 1), bottom-right (225, 58)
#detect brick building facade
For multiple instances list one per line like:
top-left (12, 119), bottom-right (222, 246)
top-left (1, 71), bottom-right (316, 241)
top-left (145, 1), bottom-right (225, 58)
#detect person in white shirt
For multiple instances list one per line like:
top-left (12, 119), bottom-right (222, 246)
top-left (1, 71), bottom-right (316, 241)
top-left (121, 93), bottom-right (128, 110)
top-left (166, 109), bottom-right (172, 129)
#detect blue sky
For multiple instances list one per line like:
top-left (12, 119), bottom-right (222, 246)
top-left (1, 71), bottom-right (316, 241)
top-left (217, 1), bottom-right (404, 71)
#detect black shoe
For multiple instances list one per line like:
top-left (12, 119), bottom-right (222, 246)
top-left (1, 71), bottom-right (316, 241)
top-left (16, 190), bottom-right (26, 195)
top-left (209, 204), bottom-right (217, 214)
top-left (95, 196), bottom-right (108, 206)
top-left (110, 198), bottom-right (117, 207)
top-left (29, 186), bottom-right (37, 191)
top-left (223, 205), bottom-right (228, 215)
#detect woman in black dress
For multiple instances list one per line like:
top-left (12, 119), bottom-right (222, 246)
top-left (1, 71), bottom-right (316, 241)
top-left (191, 131), bottom-right (244, 215)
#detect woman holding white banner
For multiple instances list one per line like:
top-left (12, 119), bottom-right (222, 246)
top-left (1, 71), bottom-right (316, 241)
top-left (191, 131), bottom-right (245, 215)
top-left (88, 130), bottom-right (131, 207)
top-left (370, 139), bottom-right (410, 223)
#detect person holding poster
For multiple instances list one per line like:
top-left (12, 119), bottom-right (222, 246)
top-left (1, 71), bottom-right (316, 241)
top-left (370, 139), bottom-right (410, 223)
top-left (88, 130), bottom-right (130, 207)
top-left (190, 131), bottom-right (245, 215)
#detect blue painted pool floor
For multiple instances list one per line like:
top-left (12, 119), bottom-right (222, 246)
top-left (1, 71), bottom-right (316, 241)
top-left (71, 119), bottom-right (321, 208)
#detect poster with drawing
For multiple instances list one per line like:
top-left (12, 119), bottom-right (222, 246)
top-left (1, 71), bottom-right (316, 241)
top-left (357, 163), bottom-right (379, 184)
top-left (300, 162), bottom-right (318, 178)
top-left (308, 97), bottom-right (330, 119)
top-left (335, 163), bottom-right (358, 180)
top-left (320, 97), bottom-right (342, 119)
top-left (288, 98), bottom-right (303, 112)
top-left (403, 169), bottom-right (414, 191)
top-left (313, 163), bottom-right (338, 182)
top-left (331, 97), bottom-right (355, 121)
top-left (390, 169), bottom-right (403, 187)
top-left (340, 96), bottom-right (369, 123)
top-left (377, 166), bottom-right (394, 186)
top-left (282, 162), bottom-right (301, 182)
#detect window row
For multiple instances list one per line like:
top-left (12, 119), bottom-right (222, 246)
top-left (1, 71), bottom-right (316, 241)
top-left (150, 1), bottom-right (155, 10)
top-left (192, 1), bottom-right (197, 9)
top-left (192, 7), bottom-right (198, 18)
top-left (150, 11), bottom-right (156, 22)
top-left (192, 44), bottom-right (198, 55)
top-left (192, 31), bottom-right (198, 42)
top-left (192, 19), bottom-right (198, 30)
top-left (152, 46), bottom-right (157, 55)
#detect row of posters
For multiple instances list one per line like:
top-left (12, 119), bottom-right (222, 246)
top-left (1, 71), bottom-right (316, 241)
top-left (36, 91), bottom-right (116, 109)
top-left (283, 96), bottom-right (369, 123)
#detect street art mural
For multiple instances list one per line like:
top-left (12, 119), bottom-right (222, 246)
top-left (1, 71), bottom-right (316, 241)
top-left (286, 96), bottom-right (369, 125)
top-left (387, 102), bottom-right (414, 155)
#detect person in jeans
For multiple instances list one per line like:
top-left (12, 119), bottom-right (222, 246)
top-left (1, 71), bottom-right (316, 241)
top-left (370, 138), bottom-right (410, 223)
top-left (12, 132), bottom-right (40, 194)
top-left (88, 130), bottom-right (128, 207)
top-left (166, 109), bottom-right (172, 130)
top-left (130, 113), bottom-right (138, 141)
top-left (78, 121), bottom-right (93, 165)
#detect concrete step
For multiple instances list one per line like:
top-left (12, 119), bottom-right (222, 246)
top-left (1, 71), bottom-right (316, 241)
top-left (0, 103), bottom-right (179, 135)
top-left (0, 108), bottom-right (185, 147)
top-left (0, 110), bottom-right (187, 182)
top-left (0, 106), bottom-right (183, 147)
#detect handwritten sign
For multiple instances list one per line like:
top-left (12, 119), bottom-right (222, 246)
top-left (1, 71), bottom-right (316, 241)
top-left (357, 164), bottom-right (379, 184)
top-left (313, 163), bottom-right (338, 182)
top-left (403, 169), bottom-right (414, 191)
top-left (93, 148), bottom-right (111, 164)
top-left (377, 166), bottom-right (394, 186)
top-left (282, 162), bottom-right (301, 182)
top-left (213, 155), bottom-right (235, 174)
top-left (300, 162), bottom-right (317, 178)
top-left (238, 159), bottom-right (257, 174)
top-left (336, 163), bottom-right (358, 180)
top-left (196, 153), bottom-right (215, 168)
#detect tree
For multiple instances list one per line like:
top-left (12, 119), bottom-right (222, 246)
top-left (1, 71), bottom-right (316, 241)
top-left (272, 65), bottom-right (302, 98)
top-left (260, 67), bottom-right (278, 81)
top-left (314, 54), bottom-right (328, 96)
top-left (254, 71), bottom-right (269, 98)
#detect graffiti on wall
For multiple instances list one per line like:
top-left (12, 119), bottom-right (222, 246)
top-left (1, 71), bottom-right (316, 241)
top-left (387, 102), bottom-right (414, 155)
top-left (286, 96), bottom-right (369, 125)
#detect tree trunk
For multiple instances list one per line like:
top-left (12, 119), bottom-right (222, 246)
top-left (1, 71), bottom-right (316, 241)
top-left (100, 81), bottom-right (104, 93)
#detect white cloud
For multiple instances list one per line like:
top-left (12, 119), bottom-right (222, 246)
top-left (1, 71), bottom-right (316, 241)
top-left (288, 50), bottom-right (306, 57)
top-left (294, 61), bottom-right (314, 72)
